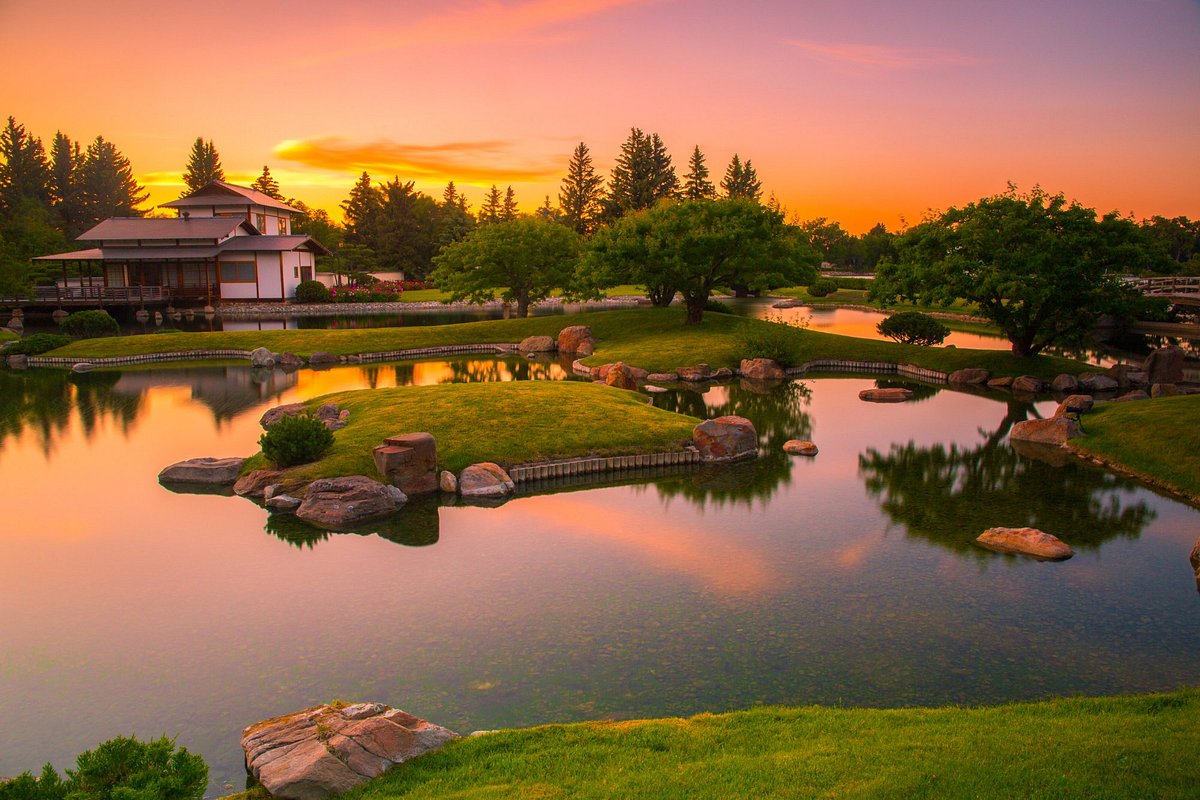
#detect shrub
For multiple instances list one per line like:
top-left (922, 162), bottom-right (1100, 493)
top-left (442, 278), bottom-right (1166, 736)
top-left (704, 298), bottom-right (734, 314)
top-left (876, 311), bottom-right (950, 346)
top-left (0, 735), bottom-right (207, 800)
top-left (833, 277), bottom-right (873, 290)
top-left (259, 413), bottom-right (335, 468)
top-left (7, 333), bottom-right (72, 355)
top-left (806, 278), bottom-right (839, 297)
top-left (294, 280), bottom-right (331, 303)
top-left (58, 310), bottom-right (119, 339)
top-left (329, 280), bottom-right (404, 303)
top-left (733, 314), bottom-right (809, 366)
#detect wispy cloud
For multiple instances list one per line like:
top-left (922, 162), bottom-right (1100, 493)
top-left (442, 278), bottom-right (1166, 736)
top-left (274, 136), bottom-right (562, 183)
top-left (789, 39), bottom-right (983, 71)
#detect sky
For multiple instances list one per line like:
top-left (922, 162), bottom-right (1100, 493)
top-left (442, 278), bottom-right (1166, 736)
top-left (1, 0), bottom-right (1197, 232)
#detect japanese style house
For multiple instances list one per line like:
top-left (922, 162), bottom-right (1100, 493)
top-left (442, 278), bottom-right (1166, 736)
top-left (33, 181), bottom-right (331, 306)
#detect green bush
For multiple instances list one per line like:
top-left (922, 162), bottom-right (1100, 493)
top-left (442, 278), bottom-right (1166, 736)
top-left (58, 310), bottom-right (119, 339)
top-left (876, 311), bottom-right (950, 346)
top-left (807, 278), bottom-right (839, 297)
top-left (0, 735), bottom-right (207, 800)
top-left (7, 333), bottom-right (72, 355)
top-left (259, 413), bottom-right (335, 468)
top-left (733, 314), bottom-right (809, 366)
top-left (704, 298), bottom-right (734, 314)
top-left (294, 280), bottom-right (331, 303)
top-left (833, 277), bottom-right (873, 290)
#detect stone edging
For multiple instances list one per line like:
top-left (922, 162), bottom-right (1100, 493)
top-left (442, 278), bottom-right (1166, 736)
top-left (572, 357), bottom-right (948, 384)
top-left (1065, 444), bottom-right (1200, 509)
top-left (507, 448), bottom-right (700, 484)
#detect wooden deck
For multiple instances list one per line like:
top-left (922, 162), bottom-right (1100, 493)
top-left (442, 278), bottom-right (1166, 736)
top-left (1, 286), bottom-right (212, 307)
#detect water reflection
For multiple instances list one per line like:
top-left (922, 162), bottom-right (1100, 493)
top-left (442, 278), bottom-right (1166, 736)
top-left (0, 369), bottom-right (141, 455)
top-left (265, 496), bottom-right (442, 549)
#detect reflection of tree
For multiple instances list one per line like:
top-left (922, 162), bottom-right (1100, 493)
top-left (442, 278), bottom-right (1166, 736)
top-left (262, 496), bottom-right (441, 549)
top-left (438, 357), bottom-right (564, 385)
top-left (0, 370), bottom-right (140, 457)
top-left (858, 402), bottom-right (1155, 558)
top-left (644, 380), bottom-right (813, 509)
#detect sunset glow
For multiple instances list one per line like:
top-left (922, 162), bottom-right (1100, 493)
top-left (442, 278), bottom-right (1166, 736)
top-left (2, 0), bottom-right (1197, 231)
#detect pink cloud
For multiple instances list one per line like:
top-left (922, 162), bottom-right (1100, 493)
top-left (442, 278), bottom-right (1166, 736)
top-left (789, 39), bottom-right (984, 70)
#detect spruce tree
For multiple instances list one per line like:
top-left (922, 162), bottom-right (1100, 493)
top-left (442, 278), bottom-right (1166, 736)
top-left (442, 181), bottom-right (460, 208)
top-left (478, 184), bottom-right (503, 224)
top-left (501, 186), bottom-right (518, 220)
top-left (606, 128), bottom-right (677, 218)
top-left (252, 165), bottom-right (282, 199)
top-left (50, 132), bottom-right (85, 235)
top-left (683, 145), bottom-right (715, 200)
top-left (557, 142), bottom-right (604, 235)
top-left (78, 135), bottom-right (148, 224)
top-left (536, 195), bottom-right (559, 222)
top-left (721, 154), bottom-right (763, 201)
top-left (341, 172), bottom-right (383, 246)
top-left (181, 137), bottom-right (224, 195)
top-left (0, 117), bottom-right (52, 214)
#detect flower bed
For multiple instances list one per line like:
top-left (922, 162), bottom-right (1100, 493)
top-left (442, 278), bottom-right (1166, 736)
top-left (328, 280), bottom-right (436, 303)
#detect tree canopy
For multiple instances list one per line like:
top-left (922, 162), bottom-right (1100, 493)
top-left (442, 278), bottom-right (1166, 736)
top-left (182, 137), bottom-right (224, 194)
top-left (720, 154), bottom-right (762, 201)
top-left (251, 165), bottom-right (282, 199)
top-left (605, 128), bottom-right (677, 218)
top-left (870, 186), bottom-right (1143, 356)
top-left (558, 142), bottom-right (605, 235)
top-left (683, 145), bottom-right (715, 200)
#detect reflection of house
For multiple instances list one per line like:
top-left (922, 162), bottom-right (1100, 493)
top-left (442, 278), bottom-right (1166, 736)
top-left (35, 181), bottom-right (330, 304)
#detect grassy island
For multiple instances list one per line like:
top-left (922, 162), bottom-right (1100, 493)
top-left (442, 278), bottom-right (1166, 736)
top-left (338, 690), bottom-right (1198, 800)
top-left (245, 381), bottom-right (700, 480)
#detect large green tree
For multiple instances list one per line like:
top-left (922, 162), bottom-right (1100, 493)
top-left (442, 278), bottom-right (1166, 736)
top-left (0, 200), bottom-right (66, 298)
top-left (78, 136), bottom-right (148, 224)
top-left (605, 128), bottom-right (677, 218)
top-left (431, 216), bottom-right (580, 316)
top-left (341, 172), bottom-right (383, 245)
top-left (0, 117), bottom-right (51, 214)
top-left (49, 131), bottom-right (85, 236)
top-left (557, 142), bottom-right (605, 235)
top-left (682, 145), bottom-right (715, 200)
top-left (181, 137), bottom-right (224, 194)
top-left (871, 186), bottom-right (1143, 356)
top-left (583, 198), bottom-right (817, 324)
top-left (720, 154), bottom-right (762, 201)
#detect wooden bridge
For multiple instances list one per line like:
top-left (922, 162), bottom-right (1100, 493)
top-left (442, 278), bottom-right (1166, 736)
top-left (1125, 276), bottom-right (1200, 306)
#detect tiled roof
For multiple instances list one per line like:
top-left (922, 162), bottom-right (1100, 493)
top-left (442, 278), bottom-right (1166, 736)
top-left (78, 217), bottom-right (249, 241)
top-left (160, 181), bottom-right (298, 212)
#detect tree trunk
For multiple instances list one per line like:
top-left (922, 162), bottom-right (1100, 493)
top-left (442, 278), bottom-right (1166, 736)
top-left (647, 284), bottom-right (676, 307)
top-left (684, 294), bottom-right (707, 325)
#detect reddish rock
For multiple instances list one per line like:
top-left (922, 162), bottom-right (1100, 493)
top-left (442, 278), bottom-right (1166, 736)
top-left (858, 388), bottom-right (914, 403)
top-left (711, 367), bottom-right (734, 381)
top-left (1191, 534), bottom-right (1200, 590)
top-left (676, 364), bottom-right (713, 382)
top-left (260, 403), bottom-right (308, 429)
top-left (1108, 364), bottom-right (1148, 389)
top-left (1144, 346), bottom-right (1184, 384)
top-left (235, 469), bottom-right (285, 498)
top-left (976, 526), bottom-right (1073, 560)
top-left (1012, 375), bottom-right (1045, 394)
top-left (295, 476), bottom-right (406, 530)
top-left (242, 702), bottom-right (458, 800)
top-left (309, 351), bottom-right (338, 368)
top-left (557, 325), bottom-right (595, 355)
top-left (517, 335), bottom-right (556, 353)
top-left (277, 352), bottom-right (304, 371)
top-left (459, 462), bottom-right (515, 498)
top-left (783, 440), bottom-right (818, 456)
top-left (1078, 372), bottom-right (1119, 393)
top-left (1010, 416), bottom-right (1081, 445)
top-left (1054, 394), bottom-right (1094, 417)
top-left (693, 416), bottom-right (758, 462)
top-left (604, 362), bottom-right (640, 391)
top-left (1151, 383), bottom-right (1179, 398)
top-left (373, 433), bottom-right (438, 495)
top-left (159, 457), bottom-right (246, 485)
top-left (1051, 374), bottom-right (1080, 393)
top-left (1114, 390), bottom-right (1150, 402)
top-left (646, 372), bottom-right (678, 383)
top-left (987, 376), bottom-right (1014, 390)
top-left (949, 368), bottom-right (991, 385)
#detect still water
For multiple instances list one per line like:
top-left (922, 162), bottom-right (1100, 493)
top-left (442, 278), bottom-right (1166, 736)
top-left (1, 358), bottom-right (1197, 794)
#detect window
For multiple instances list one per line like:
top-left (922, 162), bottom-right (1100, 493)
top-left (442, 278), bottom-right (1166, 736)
top-left (277, 218), bottom-right (288, 235)
top-left (219, 261), bottom-right (256, 282)
top-left (256, 213), bottom-right (266, 231)
top-left (294, 267), bottom-right (300, 278)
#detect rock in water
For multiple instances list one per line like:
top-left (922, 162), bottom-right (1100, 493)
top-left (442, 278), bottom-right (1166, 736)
top-left (693, 416), bottom-right (757, 462)
top-left (250, 347), bottom-right (275, 367)
top-left (740, 358), bottom-right (786, 381)
top-left (1078, 372), bottom-right (1119, 393)
top-left (295, 476), bottom-right (406, 530)
top-left (517, 335), bottom-right (557, 353)
top-left (439, 470), bottom-right (458, 494)
top-left (783, 440), bottom-right (818, 456)
top-left (235, 469), bottom-right (284, 498)
top-left (1012, 375), bottom-right (1045, 394)
top-left (158, 457), bottom-right (247, 485)
top-left (603, 362), bottom-right (639, 391)
top-left (459, 463), bottom-right (515, 498)
top-left (1051, 374), bottom-right (1080, 393)
top-left (976, 526), bottom-right (1073, 560)
top-left (242, 702), bottom-right (459, 800)
top-left (1144, 346), bottom-right (1184, 385)
top-left (1009, 416), bottom-right (1081, 445)
top-left (1053, 395), bottom-right (1094, 417)
top-left (858, 388), bottom-right (913, 403)
top-left (949, 368), bottom-right (990, 385)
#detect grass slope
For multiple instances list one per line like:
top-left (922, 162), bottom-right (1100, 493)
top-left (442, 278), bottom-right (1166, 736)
top-left (252, 381), bottom-right (700, 479)
top-left (1070, 394), bottom-right (1200, 502)
top-left (47, 308), bottom-right (1087, 379)
top-left (342, 690), bottom-right (1199, 800)
top-left (0, 328), bottom-right (17, 343)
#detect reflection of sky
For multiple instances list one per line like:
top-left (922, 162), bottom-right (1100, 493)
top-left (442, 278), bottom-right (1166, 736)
top-left (1, 364), bottom-right (1198, 793)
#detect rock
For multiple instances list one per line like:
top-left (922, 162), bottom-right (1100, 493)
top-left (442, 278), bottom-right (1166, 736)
top-left (517, 335), bottom-right (557, 353)
top-left (646, 372), bottom-right (677, 383)
top-left (783, 440), bottom-right (818, 456)
top-left (858, 388), bottom-right (914, 403)
top-left (1051, 374), bottom-right (1080, 393)
top-left (260, 402), bottom-right (308, 429)
top-left (373, 432), bottom-right (438, 495)
top-left (1114, 390), bottom-right (1150, 402)
top-left (1191, 534), bottom-right (1200, 578)
top-left (1009, 416), bottom-right (1081, 445)
top-left (1054, 394), bottom-right (1094, 416)
top-left (986, 376), bottom-right (1014, 390)
top-left (949, 368), bottom-right (991, 385)
top-left (296, 476), bottom-right (407, 530)
top-left (1108, 365), bottom-right (1148, 389)
top-left (557, 325), bottom-right (595, 355)
top-left (71, 362), bottom-right (94, 373)
top-left (6, 318), bottom-right (23, 332)
top-left (693, 416), bottom-right (757, 463)
top-left (242, 702), bottom-right (459, 800)
top-left (135, 309), bottom-right (149, 322)
top-left (439, 470), bottom-right (458, 494)
top-left (1143, 346), bottom-right (1185, 385)
top-left (643, 385), bottom-right (668, 393)
top-left (159, 456), bottom-right (247, 485)
top-left (1011, 375), bottom-right (1045, 394)
top-left (314, 403), bottom-right (348, 431)
top-left (1078, 372), bottom-right (1119, 393)
top-left (1151, 383), bottom-right (1179, 398)
top-left (603, 362), bottom-right (640, 391)
top-left (309, 351), bottom-right (338, 368)
top-left (459, 463), bottom-right (515, 498)
top-left (676, 364), bottom-right (712, 382)
top-left (1009, 438), bottom-right (1073, 467)
top-left (5, 354), bottom-right (27, 369)
top-left (976, 527), bottom-right (1073, 560)
top-left (265, 494), bottom-right (301, 513)
top-left (739, 358), bottom-right (786, 381)
top-left (277, 352), bottom-right (304, 370)
top-left (234, 469), bottom-right (284, 498)
top-left (711, 367), bottom-right (734, 381)
top-left (772, 299), bottom-right (803, 308)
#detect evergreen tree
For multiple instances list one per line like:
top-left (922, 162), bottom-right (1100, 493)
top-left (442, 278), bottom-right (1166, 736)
top-left (605, 128), bottom-right (677, 218)
top-left (442, 180), bottom-right (460, 208)
top-left (721, 154), bottom-right (763, 201)
top-left (49, 132), bottom-right (85, 236)
top-left (78, 136), bottom-right (148, 224)
top-left (501, 185), bottom-right (518, 220)
top-left (478, 184), bottom-right (503, 224)
top-left (251, 165), bottom-right (282, 199)
top-left (0, 117), bottom-right (52, 214)
top-left (536, 195), bottom-right (559, 222)
top-left (557, 142), bottom-right (604, 235)
top-left (682, 145), bottom-right (715, 200)
top-left (181, 137), bottom-right (224, 194)
top-left (375, 177), bottom-right (440, 278)
top-left (341, 172), bottom-right (383, 245)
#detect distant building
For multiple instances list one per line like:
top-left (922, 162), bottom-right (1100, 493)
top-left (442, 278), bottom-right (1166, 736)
top-left (35, 181), bottom-right (331, 305)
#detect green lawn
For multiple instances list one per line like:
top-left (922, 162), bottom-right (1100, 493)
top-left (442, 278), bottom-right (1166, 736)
top-left (46, 308), bottom-right (1089, 379)
top-left (248, 381), bottom-right (700, 479)
top-left (396, 285), bottom-right (648, 304)
top-left (338, 690), bottom-right (1199, 800)
top-left (0, 328), bottom-right (17, 343)
top-left (1070, 394), bottom-right (1200, 502)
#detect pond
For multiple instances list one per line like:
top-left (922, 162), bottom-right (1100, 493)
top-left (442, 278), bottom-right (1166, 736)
top-left (1, 358), bottom-right (1198, 795)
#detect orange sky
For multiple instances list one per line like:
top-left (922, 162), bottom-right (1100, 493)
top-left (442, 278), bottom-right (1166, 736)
top-left (2, 0), bottom-right (1197, 232)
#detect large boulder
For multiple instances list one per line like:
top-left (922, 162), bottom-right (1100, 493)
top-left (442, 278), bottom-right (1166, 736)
top-left (783, 440), bottom-right (818, 456)
top-left (949, 368), bottom-right (990, 385)
top-left (296, 476), bottom-right (407, 530)
top-left (309, 351), bottom-right (338, 368)
top-left (1108, 364), bottom-right (1148, 390)
top-left (676, 364), bottom-right (713, 382)
top-left (987, 376), bottom-right (1014, 390)
top-left (6, 354), bottom-right (27, 369)
top-left (603, 362), bottom-right (639, 391)
top-left (1054, 394), bottom-right (1094, 417)
top-left (858, 388), bottom-right (914, 403)
top-left (373, 432), bottom-right (438, 495)
top-left (458, 463), bottom-right (515, 498)
top-left (260, 402), bottom-right (308, 429)
top-left (518, 335), bottom-right (557, 354)
top-left (693, 416), bottom-right (757, 463)
top-left (1143, 346), bottom-right (1184, 385)
top-left (277, 352), bottom-right (305, 371)
top-left (1010, 416), bottom-right (1081, 445)
top-left (242, 702), bottom-right (459, 800)
top-left (557, 325), bottom-right (595, 355)
top-left (261, 403), bottom-right (348, 431)
top-left (1078, 372), bottom-right (1119, 393)
top-left (740, 358), bottom-right (786, 381)
top-left (314, 403), bottom-right (350, 431)
top-left (235, 469), bottom-right (284, 499)
top-left (976, 527), bottom-right (1073, 560)
top-left (158, 456), bottom-right (247, 485)
top-left (1151, 383), bottom-right (1179, 398)
top-left (1011, 375), bottom-right (1045, 394)
top-left (250, 347), bottom-right (275, 368)
top-left (1051, 374), bottom-right (1080, 393)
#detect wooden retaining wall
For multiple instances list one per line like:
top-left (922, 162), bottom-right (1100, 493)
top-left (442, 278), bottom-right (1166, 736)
top-left (508, 447), bottom-right (701, 485)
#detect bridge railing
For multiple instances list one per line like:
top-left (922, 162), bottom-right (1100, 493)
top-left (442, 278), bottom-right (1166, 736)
top-left (1124, 276), bottom-right (1200, 296)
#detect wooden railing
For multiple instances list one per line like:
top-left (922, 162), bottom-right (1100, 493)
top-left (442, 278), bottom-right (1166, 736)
top-left (1124, 276), bottom-right (1200, 296)
top-left (0, 286), bottom-right (166, 304)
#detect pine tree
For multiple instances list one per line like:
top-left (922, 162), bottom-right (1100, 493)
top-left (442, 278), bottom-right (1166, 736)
top-left (557, 142), bottom-right (604, 235)
top-left (721, 154), bottom-right (763, 201)
top-left (536, 195), bottom-right (560, 222)
top-left (341, 172), bottom-right (383, 245)
top-left (49, 132), bottom-right (85, 235)
top-left (252, 165), bottom-right (282, 199)
top-left (683, 145), bottom-right (715, 200)
top-left (181, 137), bottom-right (224, 195)
top-left (78, 136), bottom-right (148, 224)
top-left (501, 186), bottom-right (518, 220)
top-left (0, 117), bottom-right (52, 214)
top-left (442, 181), bottom-right (460, 208)
top-left (606, 128), bottom-right (677, 218)
top-left (478, 184), bottom-right (503, 224)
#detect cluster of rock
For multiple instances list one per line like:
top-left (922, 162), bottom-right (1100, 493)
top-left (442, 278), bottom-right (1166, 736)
top-left (515, 325), bottom-right (598, 358)
top-left (241, 702), bottom-right (458, 800)
top-left (250, 347), bottom-right (339, 371)
top-left (261, 402), bottom-right (350, 431)
top-left (976, 526), bottom-right (1074, 560)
